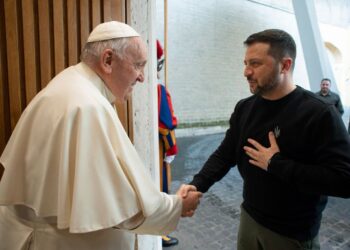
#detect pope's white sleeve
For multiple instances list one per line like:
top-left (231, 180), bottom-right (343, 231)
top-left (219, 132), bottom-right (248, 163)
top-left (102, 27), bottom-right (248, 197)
top-left (115, 194), bottom-right (182, 235)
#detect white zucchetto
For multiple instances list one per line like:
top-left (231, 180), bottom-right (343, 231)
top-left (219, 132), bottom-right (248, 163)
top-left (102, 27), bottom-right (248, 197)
top-left (87, 21), bottom-right (140, 43)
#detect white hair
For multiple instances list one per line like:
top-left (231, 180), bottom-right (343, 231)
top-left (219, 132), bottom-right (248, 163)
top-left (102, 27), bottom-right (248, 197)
top-left (80, 37), bottom-right (138, 63)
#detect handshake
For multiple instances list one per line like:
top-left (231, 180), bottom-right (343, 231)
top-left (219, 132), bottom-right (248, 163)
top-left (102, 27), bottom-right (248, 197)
top-left (176, 184), bottom-right (203, 217)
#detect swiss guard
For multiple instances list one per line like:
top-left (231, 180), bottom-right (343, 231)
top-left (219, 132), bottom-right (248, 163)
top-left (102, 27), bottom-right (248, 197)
top-left (157, 40), bottom-right (179, 247)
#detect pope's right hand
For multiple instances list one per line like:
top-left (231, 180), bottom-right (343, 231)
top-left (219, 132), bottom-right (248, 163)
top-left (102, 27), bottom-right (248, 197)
top-left (176, 184), bottom-right (202, 217)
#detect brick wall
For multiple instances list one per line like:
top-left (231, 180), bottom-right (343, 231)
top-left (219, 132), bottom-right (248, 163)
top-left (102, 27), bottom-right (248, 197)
top-left (156, 0), bottom-right (310, 127)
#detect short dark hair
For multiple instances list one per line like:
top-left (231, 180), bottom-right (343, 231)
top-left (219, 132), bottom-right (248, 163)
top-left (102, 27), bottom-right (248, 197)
top-left (244, 29), bottom-right (296, 70)
top-left (321, 78), bottom-right (331, 83)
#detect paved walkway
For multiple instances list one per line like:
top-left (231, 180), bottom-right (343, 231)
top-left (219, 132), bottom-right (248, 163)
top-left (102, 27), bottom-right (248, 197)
top-left (165, 133), bottom-right (350, 250)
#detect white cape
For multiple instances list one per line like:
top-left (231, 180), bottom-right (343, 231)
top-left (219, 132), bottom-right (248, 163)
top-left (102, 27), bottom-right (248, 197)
top-left (0, 63), bottom-right (181, 240)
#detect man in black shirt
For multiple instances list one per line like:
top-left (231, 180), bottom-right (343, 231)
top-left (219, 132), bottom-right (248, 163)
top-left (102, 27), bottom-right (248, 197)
top-left (190, 29), bottom-right (350, 250)
top-left (315, 78), bottom-right (344, 115)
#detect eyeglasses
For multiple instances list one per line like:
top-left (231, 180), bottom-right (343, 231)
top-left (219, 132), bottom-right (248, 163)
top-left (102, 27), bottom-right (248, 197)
top-left (132, 61), bottom-right (147, 72)
top-left (157, 58), bottom-right (165, 72)
top-left (125, 59), bottom-right (146, 73)
top-left (119, 53), bottom-right (146, 73)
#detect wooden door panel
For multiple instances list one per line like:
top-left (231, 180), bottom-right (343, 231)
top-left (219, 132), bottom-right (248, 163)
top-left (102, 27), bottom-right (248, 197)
top-left (0, 0), bottom-right (130, 155)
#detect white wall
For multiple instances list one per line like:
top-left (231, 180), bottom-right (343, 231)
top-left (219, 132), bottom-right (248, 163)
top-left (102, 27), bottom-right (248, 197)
top-left (156, 0), bottom-right (349, 127)
top-left (156, 0), bottom-right (309, 126)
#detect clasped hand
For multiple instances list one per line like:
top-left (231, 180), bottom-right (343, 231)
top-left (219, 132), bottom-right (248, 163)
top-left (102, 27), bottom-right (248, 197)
top-left (176, 184), bottom-right (202, 217)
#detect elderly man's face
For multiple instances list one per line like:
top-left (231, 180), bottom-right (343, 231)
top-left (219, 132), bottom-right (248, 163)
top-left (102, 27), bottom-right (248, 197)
top-left (109, 37), bottom-right (147, 102)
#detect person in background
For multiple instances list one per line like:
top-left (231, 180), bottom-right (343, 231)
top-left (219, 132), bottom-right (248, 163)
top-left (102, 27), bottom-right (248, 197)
top-left (315, 78), bottom-right (344, 115)
top-left (157, 39), bottom-right (180, 247)
top-left (0, 21), bottom-right (202, 250)
top-left (189, 29), bottom-right (350, 250)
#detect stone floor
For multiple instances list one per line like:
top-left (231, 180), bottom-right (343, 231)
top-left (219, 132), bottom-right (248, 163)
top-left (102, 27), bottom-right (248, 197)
top-left (164, 133), bottom-right (350, 250)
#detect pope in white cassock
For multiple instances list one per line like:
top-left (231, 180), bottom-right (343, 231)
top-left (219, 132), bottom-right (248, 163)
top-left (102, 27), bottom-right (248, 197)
top-left (0, 21), bottom-right (201, 250)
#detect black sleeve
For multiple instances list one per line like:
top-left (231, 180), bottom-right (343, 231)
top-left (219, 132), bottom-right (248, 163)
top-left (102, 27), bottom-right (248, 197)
top-left (190, 111), bottom-right (238, 193)
top-left (268, 106), bottom-right (350, 198)
top-left (336, 95), bottom-right (344, 115)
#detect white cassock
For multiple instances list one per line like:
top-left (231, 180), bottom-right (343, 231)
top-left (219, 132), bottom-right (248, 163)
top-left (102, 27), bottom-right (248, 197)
top-left (0, 62), bottom-right (182, 250)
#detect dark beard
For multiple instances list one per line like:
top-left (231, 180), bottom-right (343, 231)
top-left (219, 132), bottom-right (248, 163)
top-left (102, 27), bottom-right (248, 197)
top-left (321, 89), bottom-right (329, 95)
top-left (254, 66), bottom-right (280, 96)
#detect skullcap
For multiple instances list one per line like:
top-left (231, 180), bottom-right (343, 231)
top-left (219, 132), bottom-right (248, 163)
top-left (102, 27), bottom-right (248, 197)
top-left (87, 21), bottom-right (139, 43)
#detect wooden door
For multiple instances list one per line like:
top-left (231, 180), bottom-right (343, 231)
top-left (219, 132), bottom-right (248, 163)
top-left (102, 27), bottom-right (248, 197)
top-left (0, 0), bottom-right (132, 158)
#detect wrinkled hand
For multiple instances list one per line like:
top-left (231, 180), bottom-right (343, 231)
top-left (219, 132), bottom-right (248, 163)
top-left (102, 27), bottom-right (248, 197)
top-left (243, 131), bottom-right (280, 171)
top-left (176, 184), bottom-right (197, 198)
top-left (176, 184), bottom-right (202, 217)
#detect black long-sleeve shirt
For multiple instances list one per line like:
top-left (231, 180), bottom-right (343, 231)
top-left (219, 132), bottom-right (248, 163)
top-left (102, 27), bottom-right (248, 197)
top-left (190, 86), bottom-right (350, 241)
top-left (315, 90), bottom-right (344, 115)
